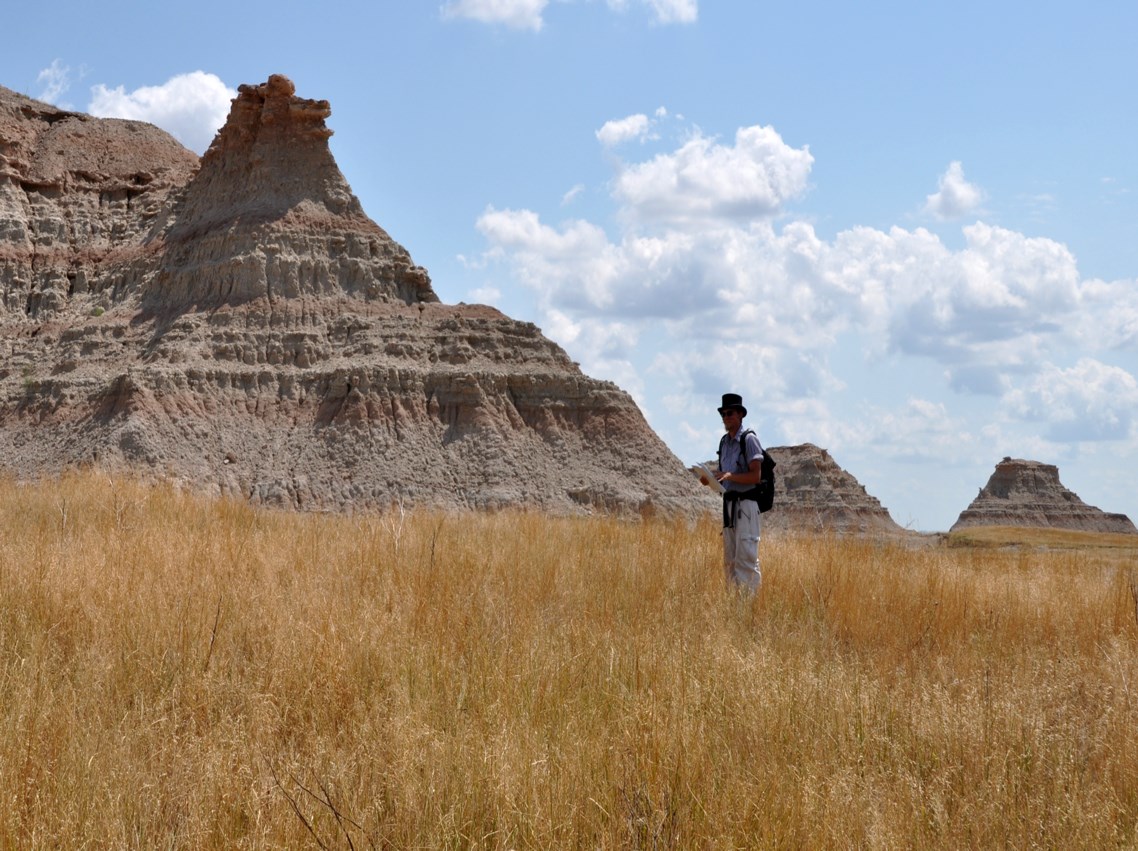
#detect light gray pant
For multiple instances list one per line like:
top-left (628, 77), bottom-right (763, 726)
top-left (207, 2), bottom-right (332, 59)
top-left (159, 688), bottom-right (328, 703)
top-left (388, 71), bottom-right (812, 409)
top-left (723, 498), bottom-right (761, 592)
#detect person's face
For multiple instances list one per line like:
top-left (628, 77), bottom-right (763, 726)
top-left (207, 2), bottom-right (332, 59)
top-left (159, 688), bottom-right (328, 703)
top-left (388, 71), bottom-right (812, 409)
top-left (721, 409), bottom-right (741, 432)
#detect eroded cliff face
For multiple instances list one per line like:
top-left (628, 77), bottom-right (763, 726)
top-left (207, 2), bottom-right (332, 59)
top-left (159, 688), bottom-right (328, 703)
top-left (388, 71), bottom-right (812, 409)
top-left (0, 76), bottom-right (713, 517)
top-left (762, 443), bottom-right (905, 535)
top-left (951, 458), bottom-right (1136, 534)
top-left (146, 76), bottom-right (435, 312)
top-left (0, 87), bottom-right (197, 318)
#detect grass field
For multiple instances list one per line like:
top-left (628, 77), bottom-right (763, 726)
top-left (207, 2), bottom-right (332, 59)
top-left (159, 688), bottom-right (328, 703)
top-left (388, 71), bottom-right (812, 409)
top-left (2, 472), bottom-right (1137, 848)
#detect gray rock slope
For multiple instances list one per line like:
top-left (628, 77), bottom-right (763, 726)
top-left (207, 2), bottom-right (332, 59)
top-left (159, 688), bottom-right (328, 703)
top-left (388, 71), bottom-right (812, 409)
top-left (0, 75), bottom-right (713, 517)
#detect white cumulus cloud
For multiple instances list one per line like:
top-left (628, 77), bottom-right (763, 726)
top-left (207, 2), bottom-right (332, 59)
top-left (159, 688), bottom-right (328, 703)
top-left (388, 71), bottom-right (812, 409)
top-left (1005, 359), bottom-right (1138, 441)
top-left (644, 0), bottom-right (698, 23)
top-left (440, 0), bottom-right (548, 30)
top-left (861, 398), bottom-right (970, 461)
top-left (476, 197), bottom-right (1116, 399)
top-left (613, 125), bottom-right (814, 228)
top-left (442, 0), bottom-right (695, 31)
top-left (87, 72), bottom-right (236, 154)
top-left (471, 112), bottom-right (1138, 481)
top-left (925, 161), bottom-right (984, 220)
top-left (596, 113), bottom-right (652, 147)
top-left (605, 0), bottom-right (698, 24)
top-left (832, 222), bottom-right (1081, 364)
top-left (1074, 277), bottom-right (1138, 350)
top-left (476, 207), bottom-right (625, 309)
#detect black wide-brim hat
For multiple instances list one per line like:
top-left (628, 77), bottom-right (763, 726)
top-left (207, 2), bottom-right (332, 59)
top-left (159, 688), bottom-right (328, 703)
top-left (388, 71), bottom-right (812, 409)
top-left (718, 393), bottom-right (747, 417)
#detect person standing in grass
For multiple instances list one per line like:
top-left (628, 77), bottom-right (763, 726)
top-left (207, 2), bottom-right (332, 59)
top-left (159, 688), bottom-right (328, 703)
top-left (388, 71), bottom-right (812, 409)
top-left (715, 393), bottom-right (765, 593)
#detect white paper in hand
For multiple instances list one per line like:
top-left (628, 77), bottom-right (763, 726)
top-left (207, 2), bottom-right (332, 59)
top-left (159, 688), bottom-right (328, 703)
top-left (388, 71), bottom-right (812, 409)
top-left (689, 463), bottom-right (725, 494)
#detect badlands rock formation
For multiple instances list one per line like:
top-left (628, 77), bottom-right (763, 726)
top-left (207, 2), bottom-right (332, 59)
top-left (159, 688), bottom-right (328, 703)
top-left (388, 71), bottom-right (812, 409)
top-left (0, 76), bottom-right (714, 516)
top-left (762, 443), bottom-right (905, 535)
top-left (951, 457), bottom-right (1136, 534)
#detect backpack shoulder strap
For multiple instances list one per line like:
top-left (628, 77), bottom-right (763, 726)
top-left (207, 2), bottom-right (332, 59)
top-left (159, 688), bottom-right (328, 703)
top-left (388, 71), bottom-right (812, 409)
top-left (720, 429), bottom-right (762, 471)
top-left (739, 429), bottom-right (759, 467)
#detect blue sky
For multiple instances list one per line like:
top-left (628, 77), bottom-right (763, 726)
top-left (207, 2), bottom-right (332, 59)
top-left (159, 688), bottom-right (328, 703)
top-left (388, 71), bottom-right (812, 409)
top-left (6, 1), bottom-right (1137, 531)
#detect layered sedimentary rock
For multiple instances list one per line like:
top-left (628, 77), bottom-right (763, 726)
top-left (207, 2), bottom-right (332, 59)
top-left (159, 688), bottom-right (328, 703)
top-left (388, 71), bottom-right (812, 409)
top-left (758, 443), bottom-right (904, 535)
top-left (0, 76), bottom-right (713, 516)
top-left (951, 457), bottom-right (1136, 534)
top-left (0, 87), bottom-right (197, 317)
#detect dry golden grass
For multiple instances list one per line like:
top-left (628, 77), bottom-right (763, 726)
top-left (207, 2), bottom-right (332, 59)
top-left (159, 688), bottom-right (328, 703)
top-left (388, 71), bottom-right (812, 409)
top-left (2, 471), bottom-right (1137, 849)
top-left (948, 524), bottom-right (1138, 552)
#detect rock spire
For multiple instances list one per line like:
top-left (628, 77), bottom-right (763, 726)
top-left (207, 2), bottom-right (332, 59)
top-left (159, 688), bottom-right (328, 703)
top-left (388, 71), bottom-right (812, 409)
top-left (147, 74), bottom-right (434, 311)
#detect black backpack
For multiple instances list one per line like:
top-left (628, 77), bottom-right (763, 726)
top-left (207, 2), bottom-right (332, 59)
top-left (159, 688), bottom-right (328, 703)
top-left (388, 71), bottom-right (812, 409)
top-left (718, 429), bottom-right (777, 513)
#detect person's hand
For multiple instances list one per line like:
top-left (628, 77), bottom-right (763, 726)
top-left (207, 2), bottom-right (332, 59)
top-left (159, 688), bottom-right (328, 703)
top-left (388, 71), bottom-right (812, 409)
top-left (715, 470), bottom-right (730, 483)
